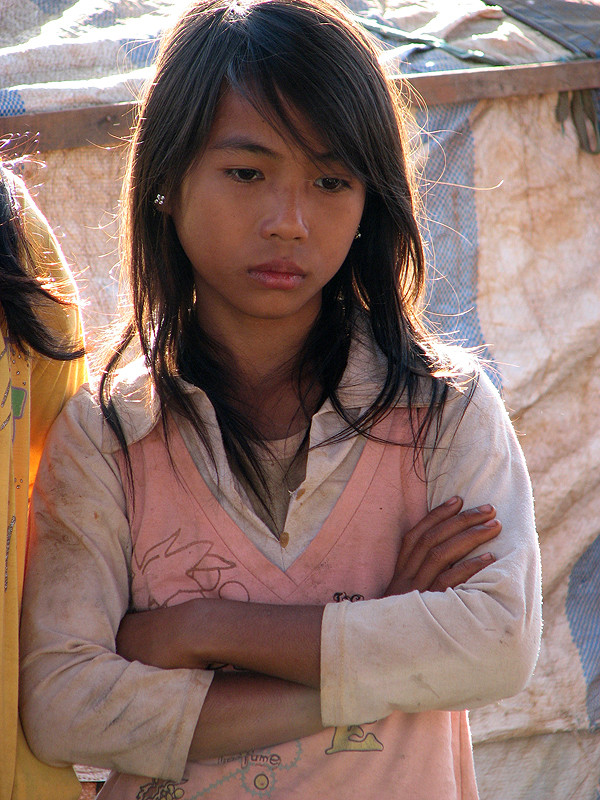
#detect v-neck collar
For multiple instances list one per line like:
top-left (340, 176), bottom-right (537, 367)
top-left (166, 412), bottom-right (394, 598)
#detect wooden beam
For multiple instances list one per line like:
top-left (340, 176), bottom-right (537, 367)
top-left (0, 59), bottom-right (598, 156)
top-left (404, 58), bottom-right (600, 107)
top-left (0, 102), bottom-right (135, 157)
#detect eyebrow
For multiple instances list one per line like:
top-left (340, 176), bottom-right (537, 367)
top-left (210, 136), bottom-right (281, 158)
top-left (209, 135), bottom-right (340, 164)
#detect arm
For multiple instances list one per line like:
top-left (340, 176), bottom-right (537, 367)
top-left (116, 499), bottom-right (501, 685)
top-left (20, 384), bottom-right (333, 774)
top-left (19, 388), bottom-right (211, 780)
top-left (115, 498), bottom-right (500, 760)
top-left (189, 673), bottom-right (322, 760)
top-left (116, 372), bottom-right (528, 744)
top-left (320, 370), bottom-right (541, 725)
top-left (153, 372), bottom-right (538, 731)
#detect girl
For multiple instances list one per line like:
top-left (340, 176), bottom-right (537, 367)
top-left (19, 0), bottom-right (541, 798)
top-left (0, 166), bottom-right (86, 800)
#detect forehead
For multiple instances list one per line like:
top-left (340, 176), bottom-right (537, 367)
top-left (205, 88), bottom-right (332, 160)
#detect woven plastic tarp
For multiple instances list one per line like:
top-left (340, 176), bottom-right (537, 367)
top-left (0, 0), bottom-right (578, 119)
top-left (483, 0), bottom-right (600, 58)
top-left (0, 0), bottom-right (167, 117)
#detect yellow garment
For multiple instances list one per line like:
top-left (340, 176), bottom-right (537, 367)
top-left (0, 174), bottom-right (87, 800)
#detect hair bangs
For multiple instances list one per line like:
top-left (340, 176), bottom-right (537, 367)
top-left (222, 2), bottom-right (389, 188)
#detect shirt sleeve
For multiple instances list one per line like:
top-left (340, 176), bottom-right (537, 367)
top-left (19, 387), bottom-right (213, 780)
top-left (320, 369), bottom-right (542, 726)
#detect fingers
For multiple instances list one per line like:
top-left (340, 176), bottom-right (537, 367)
top-left (396, 496), bottom-right (464, 550)
top-left (413, 520), bottom-right (501, 592)
top-left (429, 552), bottom-right (495, 592)
top-left (385, 498), bottom-right (502, 597)
top-left (397, 501), bottom-right (498, 580)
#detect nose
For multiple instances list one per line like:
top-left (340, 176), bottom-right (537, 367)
top-left (259, 185), bottom-right (308, 242)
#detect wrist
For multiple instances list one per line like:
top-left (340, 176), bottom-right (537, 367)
top-left (185, 598), bottom-right (232, 667)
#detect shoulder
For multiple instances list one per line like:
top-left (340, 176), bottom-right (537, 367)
top-left (411, 344), bottom-right (515, 473)
top-left (417, 341), bottom-right (503, 417)
top-left (423, 349), bottom-right (525, 484)
top-left (443, 357), bottom-right (506, 432)
top-left (59, 358), bottom-right (161, 455)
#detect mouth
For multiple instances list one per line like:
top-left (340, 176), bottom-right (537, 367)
top-left (247, 260), bottom-right (306, 289)
top-left (249, 260), bottom-right (305, 276)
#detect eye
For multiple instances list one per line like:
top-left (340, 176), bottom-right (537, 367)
top-left (226, 168), bottom-right (262, 183)
top-left (315, 176), bottom-right (350, 192)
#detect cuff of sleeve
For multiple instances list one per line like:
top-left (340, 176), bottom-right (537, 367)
top-left (321, 597), bottom-right (405, 728)
top-left (320, 600), bottom-right (349, 727)
top-left (157, 668), bottom-right (214, 781)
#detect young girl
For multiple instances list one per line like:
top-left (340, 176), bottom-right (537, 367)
top-left (19, 0), bottom-right (541, 798)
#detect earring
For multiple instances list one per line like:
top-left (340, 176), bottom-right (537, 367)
top-left (354, 228), bottom-right (361, 240)
top-left (154, 193), bottom-right (165, 207)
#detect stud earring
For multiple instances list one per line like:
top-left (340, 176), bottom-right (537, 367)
top-left (154, 193), bottom-right (165, 207)
top-left (354, 228), bottom-right (361, 240)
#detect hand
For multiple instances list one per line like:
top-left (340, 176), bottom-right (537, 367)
top-left (384, 497), bottom-right (500, 596)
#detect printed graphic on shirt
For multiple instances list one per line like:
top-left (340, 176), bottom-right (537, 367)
top-left (325, 725), bottom-right (384, 755)
top-left (11, 385), bottom-right (26, 420)
top-left (0, 342), bottom-right (11, 433)
top-left (198, 742), bottom-right (302, 796)
top-left (4, 515), bottom-right (15, 591)
top-left (10, 386), bottom-right (26, 441)
top-left (132, 529), bottom-right (250, 609)
top-left (136, 777), bottom-right (186, 800)
top-left (332, 591), bottom-right (364, 603)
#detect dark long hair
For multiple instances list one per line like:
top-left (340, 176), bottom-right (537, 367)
top-left (0, 170), bottom-right (84, 361)
top-left (101, 0), bottom-right (458, 502)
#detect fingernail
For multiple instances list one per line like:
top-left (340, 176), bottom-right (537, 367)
top-left (481, 552), bottom-right (494, 562)
top-left (483, 519), bottom-right (499, 528)
top-left (477, 504), bottom-right (493, 513)
top-left (445, 496), bottom-right (460, 505)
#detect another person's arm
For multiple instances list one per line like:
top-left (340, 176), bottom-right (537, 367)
top-left (3, 171), bottom-right (86, 799)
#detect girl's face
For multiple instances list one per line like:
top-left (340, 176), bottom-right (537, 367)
top-left (171, 89), bottom-right (365, 338)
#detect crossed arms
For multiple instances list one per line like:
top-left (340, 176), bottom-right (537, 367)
top-left (19, 373), bottom-right (541, 778)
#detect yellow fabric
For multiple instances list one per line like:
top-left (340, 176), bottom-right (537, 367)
top-left (0, 175), bottom-right (87, 800)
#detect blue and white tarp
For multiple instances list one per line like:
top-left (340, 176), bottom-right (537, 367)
top-left (0, 0), bottom-right (575, 118)
top-left (0, 0), bottom-right (177, 116)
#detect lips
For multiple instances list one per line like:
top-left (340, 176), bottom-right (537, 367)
top-left (247, 260), bottom-right (306, 289)
top-left (250, 260), bottom-right (305, 276)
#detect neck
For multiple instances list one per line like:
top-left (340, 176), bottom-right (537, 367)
top-left (197, 308), bottom-right (320, 440)
top-left (200, 307), bottom-right (317, 384)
